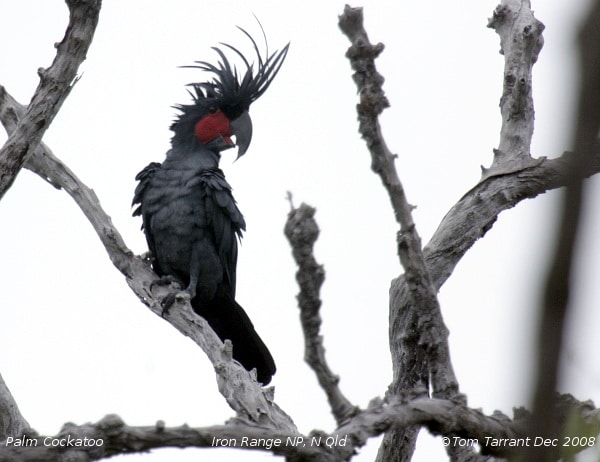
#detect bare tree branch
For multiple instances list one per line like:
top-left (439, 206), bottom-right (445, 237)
top-left (338, 4), bottom-right (458, 397)
top-left (0, 84), bottom-right (296, 433)
top-left (3, 1), bottom-right (600, 461)
top-left (0, 8), bottom-right (297, 432)
top-left (0, 414), bottom-right (306, 462)
top-left (338, 5), bottom-right (461, 461)
top-left (0, 373), bottom-right (29, 440)
top-left (0, 0), bottom-right (100, 445)
top-left (1, 394), bottom-right (597, 461)
top-left (420, 152), bottom-right (600, 294)
top-left (0, 0), bottom-right (101, 200)
top-left (284, 200), bottom-right (360, 426)
top-left (0, 87), bottom-right (136, 273)
top-left (483, 0), bottom-right (545, 179)
top-left (336, 2), bottom-right (600, 461)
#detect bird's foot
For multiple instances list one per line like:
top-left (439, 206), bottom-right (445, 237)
top-left (139, 251), bottom-right (154, 264)
top-left (150, 275), bottom-right (179, 291)
top-left (161, 289), bottom-right (192, 317)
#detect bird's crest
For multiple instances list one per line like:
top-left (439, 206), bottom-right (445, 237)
top-left (170, 26), bottom-right (289, 145)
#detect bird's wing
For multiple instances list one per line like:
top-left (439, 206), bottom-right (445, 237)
top-left (132, 162), bottom-right (163, 272)
top-left (132, 162), bottom-right (162, 217)
top-left (200, 169), bottom-right (246, 295)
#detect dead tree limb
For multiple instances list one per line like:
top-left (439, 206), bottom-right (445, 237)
top-left (0, 0), bottom-right (101, 200)
top-left (336, 1), bottom-right (600, 461)
top-left (3, 394), bottom-right (599, 461)
top-left (0, 373), bottom-right (29, 440)
top-left (339, 4), bottom-right (462, 461)
top-left (338, 5), bottom-right (458, 400)
top-left (284, 200), bottom-right (360, 426)
top-left (0, 85), bottom-right (295, 436)
top-left (0, 4), bottom-right (295, 435)
top-left (3, 1), bottom-right (600, 460)
top-left (0, 0), bottom-right (101, 441)
top-left (483, 0), bottom-right (545, 179)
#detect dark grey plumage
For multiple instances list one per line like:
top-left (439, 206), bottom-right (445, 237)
top-left (133, 151), bottom-right (244, 297)
top-left (132, 29), bottom-right (288, 385)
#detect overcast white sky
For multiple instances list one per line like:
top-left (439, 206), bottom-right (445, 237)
top-left (1, 1), bottom-right (599, 461)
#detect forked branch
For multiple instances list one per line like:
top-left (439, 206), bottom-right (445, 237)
top-left (0, 0), bottom-right (101, 200)
top-left (0, 3), bottom-right (294, 434)
top-left (338, 3), bottom-right (458, 400)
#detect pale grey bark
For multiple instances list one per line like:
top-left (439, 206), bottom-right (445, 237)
top-left (0, 0), bottom-right (101, 200)
top-left (0, 373), bottom-right (29, 440)
top-left (284, 200), bottom-right (360, 426)
top-left (336, 1), bottom-right (600, 462)
top-left (0, 0), bottom-right (296, 456)
top-left (1, 0), bottom-right (600, 461)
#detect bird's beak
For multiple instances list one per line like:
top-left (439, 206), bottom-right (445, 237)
top-left (230, 111), bottom-right (253, 159)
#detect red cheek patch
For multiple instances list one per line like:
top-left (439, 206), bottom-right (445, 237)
top-left (194, 109), bottom-right (232, 144)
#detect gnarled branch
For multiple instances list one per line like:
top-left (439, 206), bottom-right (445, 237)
top-left (0, 0), bottom-right (101, 200)
top-left (0, 3), bottom-right (295, 434)
top-left (0, 0), bottom-right (101, 441)
top-left (3, 394), bottom-right (598, 461)
top-left (484, 0), bottom-right (545, 178)
top-left (0, 84), bottom-right (295, 434)
top-left (338, 3), bottom-right (459, 399)
top-left (0, 373), bottom-right (29, 440)
top-left (339, 5), bottom-right (462, 461)
top-left (284, 200), bottom-right (359, 426)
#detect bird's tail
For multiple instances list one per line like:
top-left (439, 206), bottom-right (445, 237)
top-left (192, 294), bottom-right (276, 385)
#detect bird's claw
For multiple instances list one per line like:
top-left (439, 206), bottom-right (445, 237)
top-left (161, 290), bottom-right (192, 317)
top-left (150, 275), bottom-right (179, 292)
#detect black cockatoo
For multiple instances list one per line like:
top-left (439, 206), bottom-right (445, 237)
top-left (132, 29), bottom-right (288, 385)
